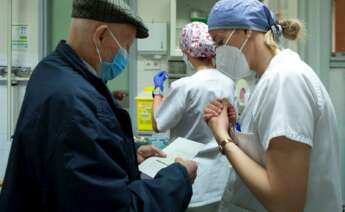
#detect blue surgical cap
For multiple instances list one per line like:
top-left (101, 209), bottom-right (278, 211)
top-left (208, 0), bottom-right (277, 33)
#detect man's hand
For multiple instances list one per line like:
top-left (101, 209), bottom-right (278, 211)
top-left (175, 157), bottom-right (198, 184)
top-left (112, 90), bottom-right (128, 101)
top-left (137, 145), bottom-right (167, 164)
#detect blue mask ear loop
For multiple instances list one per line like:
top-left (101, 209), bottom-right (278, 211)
top-left (107, 28), bottom-right (123, 50)
top-left (96, 46), bottom-right (103, 63)
top-left (95, 43), bottom-right (104, 79)
top-left (95, 28), bottom-right (123, 64)
top-left (95, 28), bottom-right (123, 76)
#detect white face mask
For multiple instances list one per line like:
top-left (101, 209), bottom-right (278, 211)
top-left (183, 54), bottom-right (195, 71)
top-left (216, 30), bottom-right (252, 81)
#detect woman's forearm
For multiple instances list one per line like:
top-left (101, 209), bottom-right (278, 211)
top-left (223, 142), bottom-right (275, 209)
top-left (223, 142), bottom-right (306, 212)
top-left (152, 96), bottom-right (163, 132)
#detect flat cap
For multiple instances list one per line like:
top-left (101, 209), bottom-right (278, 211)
top-left (72, 0), bottom-right (149, 38)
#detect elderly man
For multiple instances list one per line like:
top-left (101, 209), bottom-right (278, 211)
top-left (0, 0), bottom-right (197, 211)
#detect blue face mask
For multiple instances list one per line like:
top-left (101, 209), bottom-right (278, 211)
top-left (96, 29), bottom-right (129, 82)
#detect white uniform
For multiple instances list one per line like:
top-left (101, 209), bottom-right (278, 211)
top-left (219, 49), bottom-right (343, 212)
top-left (155, 69), bottom-right (235, 208)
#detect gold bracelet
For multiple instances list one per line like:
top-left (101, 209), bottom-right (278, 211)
top-left (219, 138), bottom-right (233, 155)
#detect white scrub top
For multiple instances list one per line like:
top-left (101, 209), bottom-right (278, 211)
top-left (155, 69), bottom-right (235, 207)
top-left (219, 49), bottom-right (343, 212)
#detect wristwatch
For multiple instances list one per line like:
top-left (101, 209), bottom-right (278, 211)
top-left (218, 138), bottom-right (233, 155)
top-left (152, 88), bottom-right (163, 98)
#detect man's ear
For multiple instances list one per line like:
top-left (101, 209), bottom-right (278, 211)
top-left (92, 25), bottom-right (108, 48)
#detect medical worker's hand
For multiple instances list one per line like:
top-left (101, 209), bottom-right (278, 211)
top-left (137, 145), bottom-right (167, 164)
top-left (204, 99), bottom-right (224, 121)
top-left (204, 99), bottom-right (237, 125)
top-left (227, 102), bottom-right (237, 126)
top-left (153, 70), bottom-right (168, 91)
top-left (175, 157), bottom-right (198, 184)
top-left (206, 100), bottom-right (231, 143)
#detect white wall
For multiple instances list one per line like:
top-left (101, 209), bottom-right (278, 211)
top-left (136, 0), bottom-right (171, 95)
top-left (329, 68), bottom-right (345, 204)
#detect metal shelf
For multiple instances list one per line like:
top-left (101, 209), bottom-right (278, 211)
top-left (0, 76), bottom-right (30, 81)
top-left (13, 77), bottom-right (30, 81)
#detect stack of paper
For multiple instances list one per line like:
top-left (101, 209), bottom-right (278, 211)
top-left (139, 137), bottom-right (205, 178)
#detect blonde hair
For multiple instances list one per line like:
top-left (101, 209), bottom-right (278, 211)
top-left (264, 16), bottom-right (304, 54)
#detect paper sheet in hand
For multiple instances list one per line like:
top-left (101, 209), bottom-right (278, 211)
top-left (139, 137), bottom-right (205, 178)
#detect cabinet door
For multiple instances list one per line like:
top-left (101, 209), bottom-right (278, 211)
top-left (170, 0), bottom-right (216, 57)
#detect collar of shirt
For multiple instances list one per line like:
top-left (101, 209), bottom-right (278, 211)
top-left (83, 60), bottom-right (98, 77)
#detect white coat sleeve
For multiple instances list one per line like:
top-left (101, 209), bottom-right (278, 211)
top-left (254, 72), bottom-right (318, 151)
top-left (154, 82), bottom-right (186, 132)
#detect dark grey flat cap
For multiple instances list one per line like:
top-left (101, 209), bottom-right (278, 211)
top-left (72, 0), bottom-right (149, 38)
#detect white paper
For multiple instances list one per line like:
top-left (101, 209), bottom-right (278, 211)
top-left (139, 137), bottom-right (205, 178)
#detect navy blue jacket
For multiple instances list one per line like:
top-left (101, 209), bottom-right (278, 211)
top-left (0, 41), bottom-right (192, 212)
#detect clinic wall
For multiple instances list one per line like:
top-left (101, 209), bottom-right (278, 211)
top-left (298, 0), bottom-right (345, 203)
top-left (136, 0), bottom-right (171, 95)
top-left (49, 0), bottom-right (71, 51)
top-left (329, 68), bottom-right (345, 204)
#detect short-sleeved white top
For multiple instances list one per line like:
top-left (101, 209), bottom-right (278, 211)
top-left (219, 49), bottom-right (343, 212)
top-left (155, 69), bottom-right (235, 206)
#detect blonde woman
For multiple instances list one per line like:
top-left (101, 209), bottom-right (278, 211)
top-left (204, 0), bottom-right (343, 211)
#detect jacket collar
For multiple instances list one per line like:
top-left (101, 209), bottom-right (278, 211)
top-left (55, 41), bottom-right (128, 115)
